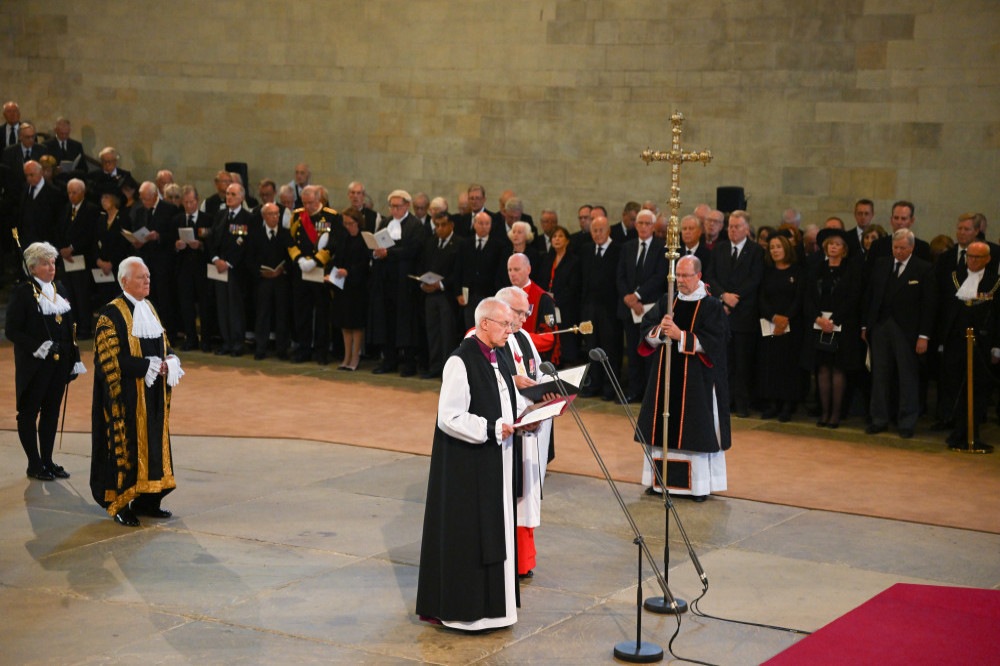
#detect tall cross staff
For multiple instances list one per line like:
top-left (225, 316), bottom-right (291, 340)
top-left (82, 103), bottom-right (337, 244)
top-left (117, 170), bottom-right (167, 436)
top-left (640, 110), bottom-right (712, 422)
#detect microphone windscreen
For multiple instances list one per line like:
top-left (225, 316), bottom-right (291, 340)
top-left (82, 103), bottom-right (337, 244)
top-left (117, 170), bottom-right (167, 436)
top-left (588, 347), bottom-right (607, 362)
top-left (538, 361), bottom-right (557, 376)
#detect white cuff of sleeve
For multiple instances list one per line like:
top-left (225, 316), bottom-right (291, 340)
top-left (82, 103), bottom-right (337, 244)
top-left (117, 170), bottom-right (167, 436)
top-left (34, 340), bottom-right (53, 359)
top-left (144, 356), bottom-right (162, 387)
top-left (494, 420), bottom-right (505, 443)
top-left (992, 348), bottom-right (1000, 360)
top-left (72, 361), bottom-right (87, 375)
top-left (165, 355), bottom-right (184, 387)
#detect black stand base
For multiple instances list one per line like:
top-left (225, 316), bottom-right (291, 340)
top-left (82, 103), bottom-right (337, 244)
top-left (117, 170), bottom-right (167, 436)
top-left (614, 640), bottom-right (664, 663)
top-left (948, 441), bottom-right (994, 454)
top-left (643, 595), bottom-right (688, 615)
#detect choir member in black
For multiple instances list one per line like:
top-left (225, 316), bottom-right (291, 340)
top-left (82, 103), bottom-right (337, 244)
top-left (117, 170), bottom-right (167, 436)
top-left (244, 203), bottom-right (292, 360)
top-left (936, 241), bottom-right (1000, 447)
top-left (458, 211), bottom-right (512, 330)
top-left (369, 189), bottom-right (425, 376)
top-left (171, 185), bottom-right (215, 351)
top-left (130, 182), bottom-right (179, 337)
top-left (757, 233), bottom-right (805, 421)
top-left (287, 184), bottom-right (342, 365)
top-left (5, 242), bottom-right (84, 480)
top-left (57, 178), bottom-right (101, 338)
top-left (635, 255), bottom-right (731, 500)
top-left (329, 207), bottom-right (371, 370)
top-left (93, 184), bottom-right (132, 306)
top-left (537, 226), bottom-right (580, 364)
top-left (210, 182), bottom-right (252, 356)
top-left (419, 212), bottom-right (464, 379)
top-left (801, 229), bottom-right (862, 428)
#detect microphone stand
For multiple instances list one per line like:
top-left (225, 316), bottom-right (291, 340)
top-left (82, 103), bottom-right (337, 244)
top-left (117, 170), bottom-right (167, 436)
top-left (589, 347), bottom-right (708, 617)
top-left (540, 361), bottom-right (678, 662)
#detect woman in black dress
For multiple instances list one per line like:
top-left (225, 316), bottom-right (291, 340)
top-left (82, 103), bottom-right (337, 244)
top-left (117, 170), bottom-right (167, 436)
top-left (801, 228), bottom-right (862, 428)
top-left (5, 242), bottom-right (84, 480)
top-left (757, 233), bottom-right (805, 421)
top-left (93, 185), bottom-right (132, 305)
top-left (330, 207), bottom-right (370, 370)
top-left (537, 226), bottom-right (580, 364)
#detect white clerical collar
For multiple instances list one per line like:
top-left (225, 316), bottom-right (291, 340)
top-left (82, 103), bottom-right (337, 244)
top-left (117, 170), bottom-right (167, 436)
top-left (123, 291), bottom-right (164, 339)
top-left (33, 277), bottom-right (72, 316)
top-left (679, 281), bottom-right (708, 301)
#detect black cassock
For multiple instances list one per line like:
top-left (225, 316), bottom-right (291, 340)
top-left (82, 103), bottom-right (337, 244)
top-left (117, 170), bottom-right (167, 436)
top-left (90, 296), bottom-right (177, 516)
top-left (635, 293), bottom-right (732, 466)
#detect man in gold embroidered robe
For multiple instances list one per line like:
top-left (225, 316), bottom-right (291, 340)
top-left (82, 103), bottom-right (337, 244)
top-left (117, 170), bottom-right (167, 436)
top-left (90, 256), bottom-right (183, 527)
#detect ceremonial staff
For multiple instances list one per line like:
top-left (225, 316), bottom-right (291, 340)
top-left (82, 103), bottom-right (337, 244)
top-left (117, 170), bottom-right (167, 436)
top-left (639, 110), bottom-right (712, 615)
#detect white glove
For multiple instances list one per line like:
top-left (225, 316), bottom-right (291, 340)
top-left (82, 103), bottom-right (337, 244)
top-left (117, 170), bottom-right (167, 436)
top-left (144, 356), bottom-right (162, 387)
top-left (298, 257), bottom-right (317, 273)
top-left (33, 340), bottom-right (53, 359)
top-left (165, 355), bottom-right (184, 387)
top-left (317, 232), bottom-right (329, 251)
top-left (72, 361), bottom-right (87, 375)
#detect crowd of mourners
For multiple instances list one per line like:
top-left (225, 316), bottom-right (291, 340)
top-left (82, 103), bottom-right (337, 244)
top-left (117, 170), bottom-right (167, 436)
top-left (3, 100), bottom-right (997, 447)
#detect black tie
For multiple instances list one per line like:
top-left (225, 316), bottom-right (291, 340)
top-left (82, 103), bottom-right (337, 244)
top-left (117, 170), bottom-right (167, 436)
top-left (477, 238), bottom-right (483, 251)
top-left (731, 245), bottom-right (738, 266)
top-left (439, 238), bottom-right (445, 249)
top-left (229, 211), bottom-right (235, 223)
top-left (636, 241), bottom-right (647, 270)
top-left (269, 228), bottom-right (275, 240)
top-left (959, 249), bottom-right (966, 267)
top-left (596, 246), bottom-right (603, 258)
top-left (894, 261), bottom-right (902, 278)
top-left (60, 140), bottom-right (66, 153)
top-left (23, 149), bottom-right (30, 162)
top-left (188, 214), bottom-right (195, 226)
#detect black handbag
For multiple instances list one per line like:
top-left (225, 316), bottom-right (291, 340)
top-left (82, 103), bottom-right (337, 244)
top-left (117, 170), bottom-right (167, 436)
top-left (815, 331), bottom-right (838, 353)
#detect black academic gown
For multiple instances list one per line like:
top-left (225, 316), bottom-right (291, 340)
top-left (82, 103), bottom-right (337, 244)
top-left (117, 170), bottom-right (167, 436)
top-left (416, 338), bottom-right (520, 623)
top-left (635, 292), bottom-right (731, 455)
top-left (90, 296), bottom-right (177, 516)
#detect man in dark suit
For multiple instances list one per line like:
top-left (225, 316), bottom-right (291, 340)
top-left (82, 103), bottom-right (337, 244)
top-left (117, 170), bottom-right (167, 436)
top-left (531, 209), bottom-right (559, 255)
top-left (346, 180), bottom-right (379, 232)
top-left (616, 209), bottom-right (667, 401)
top-left (130, 181), bottom-right (179, 337)
top-left (42, 117), bottom-right (84, 165)
top-left (679, 213), bottom-right (713, 272)
top-left (846, 198), bottom-right (874, 258)
top-left (411, 192), bottom-right (434, 237)
top-left (863, 229), bottom-right (936, 438)
top-left (85, 147), bottom-right (133, 206)
top-left (610, 201), bottom-right (640, 244)
top-left (56, 177), bottom-right (101, 337)
top-left (452, 183), bottom-right (503, 238)
top-left (1, 101), bottom-right (21, 148)
top-left (172, 185), bottom-right (217, 351)
top-left (3, 122), bottom-right (47, 201)
top-left (866, 201), bottom-right (931, 265)
top-left (369, 189), bottom-right (426, 376)
top-left (936, 241), bottom-right (1000, 447)
top-left (200, 170), bottom-right (232, 217)
top-left (18, 160), bottom-right (63, 247)
top-left (419, 212), bottom-right (465, 378)
top-left (247, 203), bottom-right (293, 360)
top-left (568, 204), bottom-right (593, 256)
top-left (459, 211), bottom-right (512, 330)
top-left (936, 212), bottom-right (1000, 288)
top-left (210, 183), bottom-right (253, 356)
top-left (579, 213), bottom-right (623, 400)
top-left (705, 209), bottom-right (765, 417)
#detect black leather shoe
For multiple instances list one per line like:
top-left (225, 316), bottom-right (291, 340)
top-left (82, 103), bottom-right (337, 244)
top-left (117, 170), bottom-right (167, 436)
top-left (865, 424), bottom-right (887, 435)
top-left (46, 463), bottom-right (70, 479)
top-left (131, 502), bottom-right (172, 518)
top-left (113, 508), bottom-right (141, 527)
top-left (214, 347), bottom-right (230, 356)
top-left (230, 349), bottom-right (243, 357)
top-left (518, 570), bottom-right (534, 580)
top-left (254, 352), bottom-right (266, 360)
top-left (691, 495), bottom-right (708, 503)
top-left (180, 341), bottom-right (197, 352)
top-left (399, 367), bottom-right (417, 377)
top-left (644, 486), bottom-right (661, 496)
top-left (898, 428), bottom-right (914, 439)
top-left (372, 364), bottom-right (397, 375)
top-left (26, 466), bottom-right (54, 481)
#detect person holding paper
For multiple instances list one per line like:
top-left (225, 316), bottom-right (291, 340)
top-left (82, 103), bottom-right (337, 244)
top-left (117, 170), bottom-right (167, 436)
top-left (93, 183), bottom-right (132, 304)
top-left (800, 228), bottom-right (862, 429)
top-left (635, 255), bottom-right (731, 501)
top-left (131, 181), bottom-right (179, 338)
top-left (171, 185), bottom-right (216, 351)
top-left (57, 178), bottom-right (101, 338)
top-left (419, 211), bottom-right (464, 378)
top-left (617, 209), bottom-right (667, 403)
top-left (756, 232), bottom-right (804, 422)
top-left (210, 182), bottom-right (252, 356)
top-left (247, 203), bottom-right (292, 360)
top-left (330, 207), bottom-right (370, 370)
top-left (287, 185), bottom-right (342, 365)
top-left (90, 257), bottom-right (182, 527)
top-left (416, 297), bottom-right (535, 631)
top-left (6, 242), bottom-right (85, 481)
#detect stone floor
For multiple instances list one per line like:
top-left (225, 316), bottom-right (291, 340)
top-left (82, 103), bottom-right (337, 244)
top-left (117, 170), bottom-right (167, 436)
top-left (2, 429), bottom-right (998, 665)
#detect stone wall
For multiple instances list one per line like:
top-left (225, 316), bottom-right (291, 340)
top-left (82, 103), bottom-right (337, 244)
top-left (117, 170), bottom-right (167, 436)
top-left (3, 0), bottom-right (998, 237)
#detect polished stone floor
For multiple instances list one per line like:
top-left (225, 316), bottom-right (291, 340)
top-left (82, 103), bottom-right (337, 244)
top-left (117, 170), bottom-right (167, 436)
top-left (2, 429), bottom-right (998, 665)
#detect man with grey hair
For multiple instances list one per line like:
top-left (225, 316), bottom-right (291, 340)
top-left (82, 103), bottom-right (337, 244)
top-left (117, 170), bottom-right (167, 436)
top-left (417, 296), bottom-right (532, 631)
top-left (371, 189), bottom-right (425, 375)
top-left (91, 256), bottom-right (183, 527)
top-left (2, 100), bottom-right (21, 148)
top-left (131, 180), bottom-right (179, 337)
top-left (57, 177), bottom-right (101, 337)
top-left (454, 183), bottom-right (501, 238)
top-left (210, 182), bottom-right (252, 356)
top-left (3, 122), bottom-right (45, 214)
top-left (172, 184), bottom-right (216, 351)
top-left (532, 208), bottom-right (558, 254)
top-left (346, 180), bottom-right (379, 232)
top-left (18, 159), bottom-right (62, 248)
top-left (863, 227), bottom-right (936, 439)
top-left (703, 208), bottom-right (725, 250)
top-left (288, 162), bottom-right (310, 208)
top-left (86, 147), bottom-right (133, 201)
top-left (781, 208), bottom-right (802, 228)
top-left (43, 116), bottom-right (84, 164)
top-left (412, 191), bottom-right (432, 235)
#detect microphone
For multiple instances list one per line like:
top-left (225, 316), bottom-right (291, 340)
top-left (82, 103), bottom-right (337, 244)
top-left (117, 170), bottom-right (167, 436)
top-left (539, 361), bottom-right (557, 377)
top-left (588, 347), bottom-right (608, 363)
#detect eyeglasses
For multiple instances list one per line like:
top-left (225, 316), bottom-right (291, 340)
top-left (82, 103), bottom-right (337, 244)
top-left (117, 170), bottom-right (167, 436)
top-left (511, 304), bottom-right (533, 318)
top-left (485, 318), bottom-right (514, 330)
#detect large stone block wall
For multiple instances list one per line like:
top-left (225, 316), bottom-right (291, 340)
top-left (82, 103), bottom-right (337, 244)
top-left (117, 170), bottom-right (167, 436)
top-left (2, 0), bottom-right (998, 237)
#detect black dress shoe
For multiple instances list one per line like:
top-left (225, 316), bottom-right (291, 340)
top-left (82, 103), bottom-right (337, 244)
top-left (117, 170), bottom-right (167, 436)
top-left (761, 407), bottom-right (779, 419)
top-left (691, 495), bottom-right (708, 503)
top-left (290, 354), bottom-right (309, 364)
top-left (26, 466), bottom-right (54, 481)
top-left (113, 508), bottom-right (141, 527)
top-left (131, 502), bottom-right (172, 519)
top-left (898, 428), bottom-right (914, 439)
top-left (419, 372), bottom-right (440, 380)
top-left (200, 344), bottom-right (214, 353)
top-left (254, 352), bottom-right (266, 360)
top-left (46, 463), bottom-right (70, 479)
top-left (827, 422), bottom-right (840, 429)
top-left (644, 486), bottom-right (661, 496)
top-left (399, 367), bottom-right (417, 377)
top-left (214, 347), bottom-right (230, 356)
top-left (865, 424), bottom-right (887, 435)
top-left (518, 570), bottom-right (534, 580)
top-left (230, 349), bottom-right (243, 357)
top-left (372, 364), bottom-right (397, 375)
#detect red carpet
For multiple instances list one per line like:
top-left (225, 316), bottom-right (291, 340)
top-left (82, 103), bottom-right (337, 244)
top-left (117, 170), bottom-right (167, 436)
top-left (764, 583), bottom-right (1000, 665)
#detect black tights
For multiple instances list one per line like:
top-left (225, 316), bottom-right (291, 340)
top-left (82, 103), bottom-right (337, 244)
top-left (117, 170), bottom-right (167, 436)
top-left (817, 364), bottom-right (845, 424)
